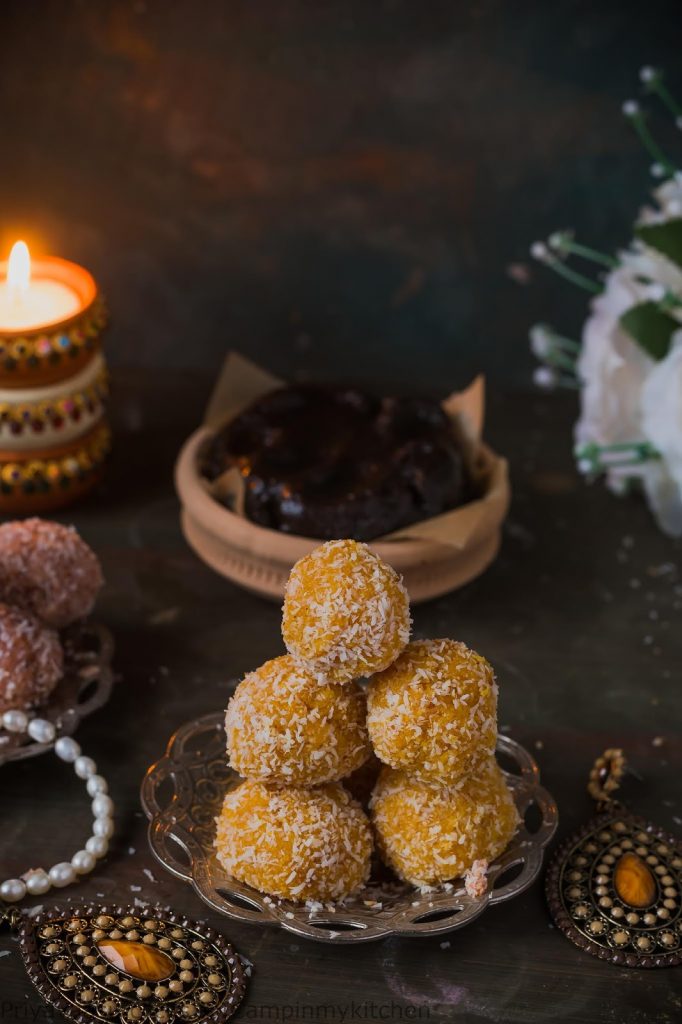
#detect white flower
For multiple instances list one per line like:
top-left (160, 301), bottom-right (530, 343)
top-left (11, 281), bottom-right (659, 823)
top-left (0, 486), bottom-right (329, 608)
top-left (620, 245), bottom-right (682, 319)
top-left (575, 267), bottom-right (654, 460)
top-left (654, 176), bottom-right (682, 217)
top-left (631, 182), bottom-right (682, 309)
top-left (638, 177), bottom-right (682, 224)
top-left (640, 331), bottom-right (682, 536)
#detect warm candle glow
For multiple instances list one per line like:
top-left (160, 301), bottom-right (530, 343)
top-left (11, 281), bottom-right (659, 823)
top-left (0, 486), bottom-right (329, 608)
top-left (0, 242), bottom-right (82, 331)
top-left (7, 240), bottom-right (30, 296)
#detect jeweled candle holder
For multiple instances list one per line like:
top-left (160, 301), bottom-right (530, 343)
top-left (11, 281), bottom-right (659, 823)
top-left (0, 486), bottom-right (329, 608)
top-left (0, 256), bottom-right (111, 514)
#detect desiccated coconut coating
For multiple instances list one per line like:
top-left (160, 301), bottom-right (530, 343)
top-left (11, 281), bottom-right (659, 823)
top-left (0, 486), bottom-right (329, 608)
top-left (366, 639), bottom-right (498, 784)
top-left (282, 539), bottom-right (411, 684)
top-left (0, 602), bottom-right (64, 715)
top-left (0, 519), bottom-right (103, 628)
top-left (370, 758), bottom-right (519, 886)
top-left (225, 654), bottom-right (371, 786)
top-left (214, 779), bottom-right (373, 901)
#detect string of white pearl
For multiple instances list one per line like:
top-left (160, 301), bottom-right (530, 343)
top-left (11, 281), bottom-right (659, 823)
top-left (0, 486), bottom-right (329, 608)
top-left (0, 709), bottom-right (113, 904)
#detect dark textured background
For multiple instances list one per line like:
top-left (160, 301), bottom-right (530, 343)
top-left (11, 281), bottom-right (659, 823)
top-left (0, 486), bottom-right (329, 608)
top-left (2, 7), bottom-right (682, 1022)
top-left (1, 0), bottom-right (680, 391)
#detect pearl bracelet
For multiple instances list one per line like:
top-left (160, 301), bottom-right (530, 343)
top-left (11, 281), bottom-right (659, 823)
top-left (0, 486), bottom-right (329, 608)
top-left (0, 709), bottom-right (114, 904)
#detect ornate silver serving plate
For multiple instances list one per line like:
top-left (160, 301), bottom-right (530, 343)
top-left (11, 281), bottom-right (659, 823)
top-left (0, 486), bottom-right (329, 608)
top-left (0, 623), bottom-right (115, 766)
top-left (141, 711), bottom-right (558, 944)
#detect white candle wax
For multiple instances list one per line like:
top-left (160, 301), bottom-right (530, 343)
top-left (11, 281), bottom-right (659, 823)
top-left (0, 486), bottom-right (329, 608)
top-left (0, 276), bottom-right (81, 331)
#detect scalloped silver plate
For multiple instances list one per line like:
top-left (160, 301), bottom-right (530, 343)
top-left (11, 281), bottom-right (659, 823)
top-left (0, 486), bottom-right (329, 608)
top-left (0, 623), bottom-right (115, 766)
top-left (141, 711), bottom-right (558, 944)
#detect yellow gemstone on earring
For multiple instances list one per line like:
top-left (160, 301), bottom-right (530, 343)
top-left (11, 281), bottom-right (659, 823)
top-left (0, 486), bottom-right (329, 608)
top-left (614, 853), bottom-right (656, 908)
top-left (97, 940), bottom-right (175, 982)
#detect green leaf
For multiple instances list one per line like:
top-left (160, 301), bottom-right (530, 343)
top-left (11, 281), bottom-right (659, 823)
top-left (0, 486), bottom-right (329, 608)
top-left (635, 218), bottom-right (682, 269)
top-left (619, 301), bottom-right (679, 360)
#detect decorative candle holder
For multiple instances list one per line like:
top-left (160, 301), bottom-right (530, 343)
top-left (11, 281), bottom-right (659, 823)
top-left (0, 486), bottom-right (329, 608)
top-left (0, 253), bottom-right (110, 514)
top-left (0, 256), bottom-right (106, 388)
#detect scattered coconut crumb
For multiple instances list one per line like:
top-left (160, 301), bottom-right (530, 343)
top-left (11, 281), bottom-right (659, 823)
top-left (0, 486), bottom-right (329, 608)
top-left (143, 868), bottom-right (158, 884)
top-left (464, 859), bottom-right (489, 899)
top-left (440, 941), bottom-right (451, 950)
top-left (652, 737), bottom-right (665, 747)
top-left (130, 884), bottom-right (142, 892)
top-left (0, 950), bottom-right (11, 958)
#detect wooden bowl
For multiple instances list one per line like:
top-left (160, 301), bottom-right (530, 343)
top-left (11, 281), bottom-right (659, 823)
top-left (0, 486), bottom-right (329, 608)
top-left (175, 426), bottom-right (510, 604)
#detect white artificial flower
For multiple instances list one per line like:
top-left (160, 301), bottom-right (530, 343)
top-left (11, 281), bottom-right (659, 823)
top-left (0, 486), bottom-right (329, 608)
top-left (620, 245), bottom-right (682, 321)
top-left (640, 331), bottom-right (682, 536)
top-left (629, 179), bottom-right (682, 309)
top-left (575, 267), bottom-right (655, 462)
top-left (653, 176), bottom-right (682, 218)
top-left (637, 176), bottom-right (682, 224)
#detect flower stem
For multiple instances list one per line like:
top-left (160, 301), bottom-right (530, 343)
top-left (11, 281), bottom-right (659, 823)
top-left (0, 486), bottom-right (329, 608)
top-left (644, 73), bottom-right (682, 120)
top-left (629, 112), bottom-right (677, 177)
top-left (544, 258), bottom-right (603, 294)
top-left (551, 234), bottom-right (618, 269)
top-left (575, 440), bottom-right (660, 474)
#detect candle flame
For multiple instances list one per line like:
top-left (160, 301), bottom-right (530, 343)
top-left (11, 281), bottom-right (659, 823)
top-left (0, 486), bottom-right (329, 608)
top-left (7, 241), bottom-right (30, 295)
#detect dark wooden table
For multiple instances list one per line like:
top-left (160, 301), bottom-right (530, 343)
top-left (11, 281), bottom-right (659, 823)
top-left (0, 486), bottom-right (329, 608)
top-left (1, 367), bottom-right (680, 1023)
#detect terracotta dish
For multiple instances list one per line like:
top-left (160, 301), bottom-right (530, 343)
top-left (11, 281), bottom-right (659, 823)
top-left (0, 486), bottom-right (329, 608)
top-left (175, 423), bottom-right (509, 604)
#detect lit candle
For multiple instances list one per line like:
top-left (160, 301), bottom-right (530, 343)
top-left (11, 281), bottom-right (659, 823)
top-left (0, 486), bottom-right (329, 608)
top-left (0, 241), bottom-right (83, 331)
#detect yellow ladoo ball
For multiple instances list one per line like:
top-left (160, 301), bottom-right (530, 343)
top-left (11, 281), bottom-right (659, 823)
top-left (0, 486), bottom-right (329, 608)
top-left (367, 638), bottom-right (498, 783)
top-left (215, 780), bottom-right (373, 902)
top-left (370, 758), bottom-right (519, 886)
top-left (282, 539), bottom-right (411, 684)
top-left (225, 654), bottom-right (370, 786)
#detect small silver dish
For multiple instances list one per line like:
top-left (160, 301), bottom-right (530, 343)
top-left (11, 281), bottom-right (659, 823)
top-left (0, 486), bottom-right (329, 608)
top-left (0, 622), bottom-right (115, 766)
top-left (142, 711), bottom-right (558, 944)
